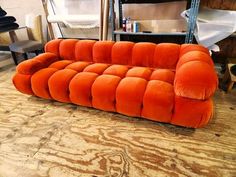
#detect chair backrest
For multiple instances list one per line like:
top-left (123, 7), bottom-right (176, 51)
top-left (45, 39), bottom-right (209, 69)
top-left (25, 14), bottom-right (44, 43)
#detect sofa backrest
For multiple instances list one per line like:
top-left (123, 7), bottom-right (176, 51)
top-left (45, 39), bottom-right (209, 69)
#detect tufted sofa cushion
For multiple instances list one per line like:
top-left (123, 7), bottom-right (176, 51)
top-left (12, 39), bottom-right (218, 128)
top-left (44, 39), bottom-right (180, 69)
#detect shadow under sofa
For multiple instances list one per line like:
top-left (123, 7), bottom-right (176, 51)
top-left (12, 39), bottom-right (218, 128)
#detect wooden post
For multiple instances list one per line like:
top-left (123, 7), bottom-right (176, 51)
top-left (102, 0), bottom-right (109, 41)
top-left (99, 0), bottom-right (104, 41)
top-left (8, 31), bottom-right (18, 42)
top-left (41, 0), bottom-right (55, 40)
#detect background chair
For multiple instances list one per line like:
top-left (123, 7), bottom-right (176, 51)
top-left (9, 14), bottom-right (44, 65)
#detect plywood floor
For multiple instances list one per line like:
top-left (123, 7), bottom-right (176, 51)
top-left (0, 62), bottom-right (236, 177)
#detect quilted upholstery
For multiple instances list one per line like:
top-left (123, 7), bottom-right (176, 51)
top-left (12, 39), bottom-right (218, 128)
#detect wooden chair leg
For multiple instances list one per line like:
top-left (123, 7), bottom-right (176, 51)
top-left (227, 81), bottom-right (234, 92)
top-left (222, 68), bottom-right (230, 83)
top-left (10, 51), bottom-right (18, 65)
top-left (23, 53), bottom-right (28, 60)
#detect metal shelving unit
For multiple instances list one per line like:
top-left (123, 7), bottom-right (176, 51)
top-left (184, 0), bottom-right (200, 43)
top-left (114, 30), bottom-right (187, 36)
top-left (110, 0), bottom-right (200, 43)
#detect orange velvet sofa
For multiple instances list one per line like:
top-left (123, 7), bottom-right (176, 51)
top-left (12, 39), bottom-right (218, 128)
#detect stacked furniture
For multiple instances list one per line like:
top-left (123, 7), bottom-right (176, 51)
top-left (0, 7), bottom-right (44, 65)
top-left (12, 39), bottom-right (218, 128)
top-left (0, 6), bottom-right (19, 32)
top-left (9, 15), bottom-right (44, 65)
top-left (0, 6), bottom-right (19, 64)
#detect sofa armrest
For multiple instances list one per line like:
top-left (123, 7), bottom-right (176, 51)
top-left (16, 52), bottom-right (59, 75)
top-left (174, 51), bottom-right (218, 100)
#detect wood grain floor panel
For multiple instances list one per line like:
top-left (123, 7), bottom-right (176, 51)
top-left (0, 65), bottom-right (235, 177)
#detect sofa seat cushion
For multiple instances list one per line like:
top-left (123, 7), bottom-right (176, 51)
top-left (30, 62), bottom-right (176, 123)
top-left (83, 63), bottom-right (110, 74)
top-left (92, 74), bottom-right (122, 111)
top-left (103, 65), bottom-right (129, 78)
top-left (48, 60), bottom-right (74, 70)
top-left (150, 69), bottom-right (175, 84)
top-left (48, 69), bottom-right (78, 103)
top-left (142, 80), bottom-right (174, 122)
top-left (31, 68), bottom-right (58, 99)
top-left (126, 67), bottom-right (152, 80)
top-left (46, 61), bottom-right (175, 84)
top-left (116, 77), bottom-right (147, 117)
top-left (65, 61), bottom-right (92, 72)
top-left (15, 61), bottom-right (176, 123)
top-left (69, 72), bottom-right (98, 107)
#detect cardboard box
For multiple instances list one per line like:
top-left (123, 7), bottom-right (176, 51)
top-left (137, 19), bottom-right (187, 33)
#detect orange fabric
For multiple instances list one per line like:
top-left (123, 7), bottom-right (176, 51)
top-left (65, 61), bottom-right (92, 72)
top-left (59, 39), bottom-right (78, 60)
top-left (34, 53), bottom-right (59, 66)
top-left (75, 40), bottom-right (96, 61)
top-left (48, 69), bottom-right (77, 103)
top-left (31, 68), bottom-right (58, 99)
top-left (83, 63), bottom-right (109, 74)
top-left (176, 51), bottom-right (214, 70)
top-left (180, 44), bottom-right (210, 57)
top-left (12, 39), bottom-right (219, 128)
top-left (142, 80), bottom-right (174, 122)
top-left (44, 39), bottom-right (62, 56)
top-left (48, 60), bottom-right (73, 70)
top-left (132, 42), bottom-right (156, 67)
top-left (126, 67), bottom-right (152, 80)
top-left (103, 65), bottom-right (129, 78)
top-left (111, 41), bottom-right (134, 65)
top-left (171, 96), bottom-right (213, 128)
top-left (69, 72), bottom-right (98, 107)
top-left (93, 41), bottom-right (115, 63)
top-left (116, 77), bottom-right (147, 117)
top-left (174, 61), bottom-right (218, 100)
top-left (150, 69), bottom-right (175, 84)
top-left (12, 73), bottom-right (34, 95)
top-left (92, 75), bottom-right (121, 111)
top-left (16, 53), bottom-right (58, 75)
top-left (16, 59), bottom-right (45, 75)
top-left (153, 43), bottom-right (180, 69)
